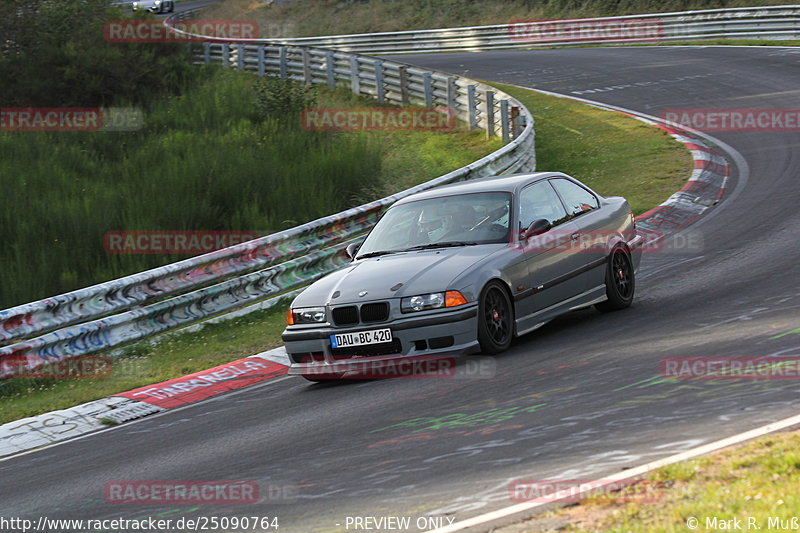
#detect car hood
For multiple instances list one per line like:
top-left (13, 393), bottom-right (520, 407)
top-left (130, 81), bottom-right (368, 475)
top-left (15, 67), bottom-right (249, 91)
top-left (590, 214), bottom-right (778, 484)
top-left (292, 244), bottom-right (503, 307)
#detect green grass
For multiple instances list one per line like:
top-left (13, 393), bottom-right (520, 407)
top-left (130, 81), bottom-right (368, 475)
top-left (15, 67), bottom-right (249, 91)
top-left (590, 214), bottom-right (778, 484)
top-left (0, 69), bottom-right (376, 307)
top-left (489, 82), bottom-right (693, 215)
top-left (202, 0), bottom-right (790, 37)
top-left (0, 69), bottom-right (496, 309)
top-left (517, 430), bottom-right (800, 532)
top-left (0, 83), bottom-right (693, 424)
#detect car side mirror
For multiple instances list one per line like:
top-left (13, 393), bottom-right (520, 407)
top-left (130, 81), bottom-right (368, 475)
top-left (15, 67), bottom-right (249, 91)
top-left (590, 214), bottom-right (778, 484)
top-left (345, 242), bottom-right (360, 260)
top-left (522, 218), bottom-right (551, 240)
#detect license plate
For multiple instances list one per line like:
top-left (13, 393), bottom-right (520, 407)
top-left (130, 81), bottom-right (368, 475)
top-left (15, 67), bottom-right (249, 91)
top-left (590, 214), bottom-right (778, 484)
top-left (330, 328), bottom-right (393, 349)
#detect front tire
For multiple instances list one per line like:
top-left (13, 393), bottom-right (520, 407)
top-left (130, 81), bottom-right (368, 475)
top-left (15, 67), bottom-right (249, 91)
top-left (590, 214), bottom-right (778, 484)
top-left (477, 281), bottom-right (513, 354)
top-left (595, 246), bottom-right (635, 312)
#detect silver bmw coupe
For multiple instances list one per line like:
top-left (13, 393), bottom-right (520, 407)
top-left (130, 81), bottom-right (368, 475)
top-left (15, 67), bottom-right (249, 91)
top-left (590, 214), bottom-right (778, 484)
top-left (282, 172), bottom-right (643, 381)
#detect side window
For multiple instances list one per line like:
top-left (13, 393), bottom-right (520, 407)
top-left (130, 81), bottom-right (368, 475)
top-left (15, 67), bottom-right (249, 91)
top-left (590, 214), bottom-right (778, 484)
top-left (550, 178), bottom-right (599, 217)
top-left (519, 181), bottom-right (569, 230)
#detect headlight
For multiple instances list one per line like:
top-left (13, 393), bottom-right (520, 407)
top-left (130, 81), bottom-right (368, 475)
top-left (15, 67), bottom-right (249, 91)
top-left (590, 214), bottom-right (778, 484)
top-left (287, 307), bottom-right (326, 325)
top-left (401, 291), bottom-right (467, 313)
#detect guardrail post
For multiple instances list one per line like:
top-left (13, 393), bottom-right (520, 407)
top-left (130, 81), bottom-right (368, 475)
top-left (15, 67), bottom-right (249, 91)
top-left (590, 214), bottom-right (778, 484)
top-left (446, 77), bottom-right (457, 113)
top-left (423, 72), bottom-right (433, 107)
top-left (485, 90), bottom-right (495, 138)
top-left (203, 42), bottom-right (211, 65)
top-left (510, 106), bottom-right (520, 137)
top-left (467, 85), bottom-right (478, 130)
top-left (279, 46), bottom-right (288, 79)
top-left (350, 56), bottom-right (360, 95)
top-left (374, 60), bottom-right (385, 104)
top-left (236, 44), bottom-right (245, 71)
top-left (326, 51), bottom-right (336, 89)
top-left (500, 100), bottom-right (510, 142)
top-left (257, 46), bottom-right (265, 77)
top-left (221, 43), bottom-right (230, 69)
top-left (398, 66), bottom-right (410, 105)
top-left (302, 48), bottom-right (312, 85)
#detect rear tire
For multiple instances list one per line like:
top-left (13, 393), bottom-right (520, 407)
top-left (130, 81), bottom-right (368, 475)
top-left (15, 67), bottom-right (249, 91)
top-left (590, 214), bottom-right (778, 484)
top-left (477, 281), bottom-right (513, 354)
top-left (595, 246), bottom-right (635, 312)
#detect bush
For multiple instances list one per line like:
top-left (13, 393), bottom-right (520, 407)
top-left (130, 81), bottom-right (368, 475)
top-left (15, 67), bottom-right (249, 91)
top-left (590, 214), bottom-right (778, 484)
top-left (0, 0), bottom-right (196, 107)
top-left (254, 76), bottom-right (317, 120)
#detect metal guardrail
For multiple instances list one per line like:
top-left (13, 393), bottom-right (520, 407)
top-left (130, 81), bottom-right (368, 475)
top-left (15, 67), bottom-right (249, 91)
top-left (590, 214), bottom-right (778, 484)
top-left (171, 5), bottom-right (800, 53)
top-left (0, 16), bottom-right (535, 378)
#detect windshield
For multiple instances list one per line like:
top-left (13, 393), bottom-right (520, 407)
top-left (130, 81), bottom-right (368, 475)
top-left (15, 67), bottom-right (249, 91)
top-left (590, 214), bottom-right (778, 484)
top-left (357, 191), bottom-right (511, 258)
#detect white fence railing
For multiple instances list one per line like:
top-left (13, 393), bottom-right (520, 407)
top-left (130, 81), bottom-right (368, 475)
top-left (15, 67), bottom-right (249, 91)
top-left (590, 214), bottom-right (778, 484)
top-left (173, 5), bottom-right (800, 54)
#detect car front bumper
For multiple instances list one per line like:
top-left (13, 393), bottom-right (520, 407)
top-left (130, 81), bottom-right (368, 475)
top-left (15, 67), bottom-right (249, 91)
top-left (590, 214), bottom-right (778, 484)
top-left (283, 304), bottom-right (479, 375)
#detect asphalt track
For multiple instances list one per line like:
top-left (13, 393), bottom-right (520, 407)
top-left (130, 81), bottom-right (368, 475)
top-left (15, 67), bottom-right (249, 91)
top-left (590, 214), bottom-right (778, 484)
top-left (2, 47), bottom-right (800, 532)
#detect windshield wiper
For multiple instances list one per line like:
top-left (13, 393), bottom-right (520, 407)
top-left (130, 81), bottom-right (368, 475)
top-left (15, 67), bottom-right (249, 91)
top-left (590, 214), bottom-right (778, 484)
top-left (356, 250), bottom-right (399, 259)
top-left (401, 241), bottom-right (479, 252)
top-left (358, 242), bottom-right (479, 258)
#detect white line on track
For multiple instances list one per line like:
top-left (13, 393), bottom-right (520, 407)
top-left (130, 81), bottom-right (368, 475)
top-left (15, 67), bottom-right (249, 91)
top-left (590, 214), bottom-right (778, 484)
top-left (428, 413), bottom-right (800, 532)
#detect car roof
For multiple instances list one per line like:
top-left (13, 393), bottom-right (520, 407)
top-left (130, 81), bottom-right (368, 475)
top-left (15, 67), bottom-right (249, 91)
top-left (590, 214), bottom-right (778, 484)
top-left (393, 172), bottom-right (566, 205)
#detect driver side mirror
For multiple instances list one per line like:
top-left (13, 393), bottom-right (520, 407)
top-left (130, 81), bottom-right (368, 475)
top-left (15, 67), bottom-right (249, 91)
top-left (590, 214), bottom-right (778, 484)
top-left (521, 218), bottom-right (551, 240)
top-left (345, 242), bottom-right (360, 260)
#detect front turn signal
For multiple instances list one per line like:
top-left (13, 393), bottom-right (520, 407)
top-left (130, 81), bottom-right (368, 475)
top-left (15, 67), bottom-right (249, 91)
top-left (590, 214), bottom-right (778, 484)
top-left (445, 290), bottom-right (468, 307)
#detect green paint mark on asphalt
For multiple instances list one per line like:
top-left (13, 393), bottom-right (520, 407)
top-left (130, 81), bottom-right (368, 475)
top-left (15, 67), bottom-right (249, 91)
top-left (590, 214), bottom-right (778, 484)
top-left (371, 403), bottom-right (548, 434)
top-left (769, 327), bottom-right (800, 340)
top-left (612, 374), bottom-right (678, 392)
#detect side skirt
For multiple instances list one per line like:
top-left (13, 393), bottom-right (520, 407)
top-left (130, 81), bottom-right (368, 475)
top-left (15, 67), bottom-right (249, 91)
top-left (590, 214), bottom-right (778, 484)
top-left (514, 285), bottom-right (606, 337)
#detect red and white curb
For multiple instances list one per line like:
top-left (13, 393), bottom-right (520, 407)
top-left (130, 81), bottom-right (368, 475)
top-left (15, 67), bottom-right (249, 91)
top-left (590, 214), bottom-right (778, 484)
top-left (0, 347), bottom-right (289, 459)
top-left (0, 396), bottom-right (158, 458)
top-left (633, 122), bottom-right (729, 233)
